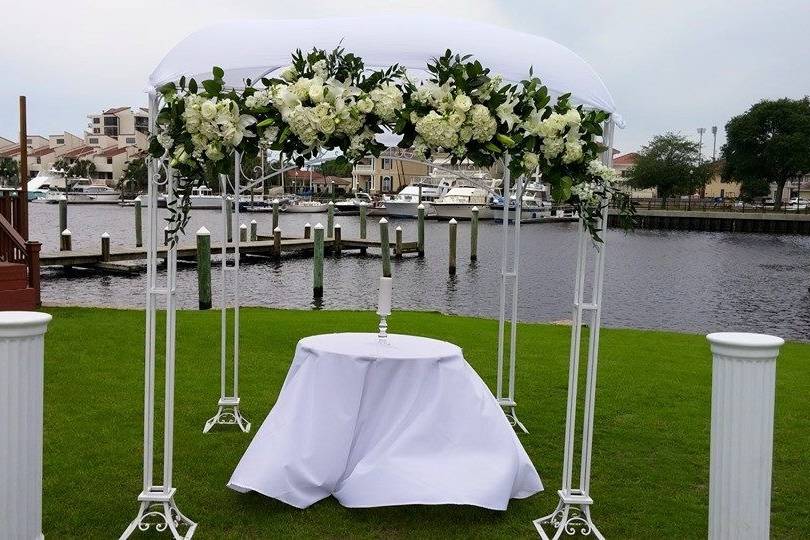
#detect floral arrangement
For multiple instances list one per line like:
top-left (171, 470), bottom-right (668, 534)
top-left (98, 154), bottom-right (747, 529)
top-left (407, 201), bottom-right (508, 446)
top-left (150, 47), bottom-right (633, 243)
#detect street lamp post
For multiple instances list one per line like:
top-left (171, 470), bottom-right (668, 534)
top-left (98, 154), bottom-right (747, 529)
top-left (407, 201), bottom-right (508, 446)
top-left (711, 126), bottom-right (718, 162)
top-left (697, 127), bottom-right (706, 200)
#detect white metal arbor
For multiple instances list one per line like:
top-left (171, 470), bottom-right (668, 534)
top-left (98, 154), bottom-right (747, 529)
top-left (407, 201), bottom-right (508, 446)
top-left (122, 16), bottom-right (622, 539)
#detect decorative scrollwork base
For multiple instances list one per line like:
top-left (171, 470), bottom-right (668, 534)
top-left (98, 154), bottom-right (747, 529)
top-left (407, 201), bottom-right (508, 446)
top-left (120, 490), bottom-right (197, 539)
top-left (203, 399), bottom-right (251, 433)
top-left (500, 403), bottom-right (529, 434)
top-left (533, 497), bottom-right (604, 540)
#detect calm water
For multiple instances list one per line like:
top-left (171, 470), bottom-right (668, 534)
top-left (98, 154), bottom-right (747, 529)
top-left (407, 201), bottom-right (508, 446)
top-left (31, 203), bottom-right (810, 340)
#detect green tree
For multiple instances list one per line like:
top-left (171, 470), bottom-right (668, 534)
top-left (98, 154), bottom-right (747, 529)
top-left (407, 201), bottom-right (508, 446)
top-left (119, 157), bottom-right (148, 195)
top-left (317, 157), bottom-right (353, 178)
top-left (627, 132), bottom-right (707, 207)
top-left (722, 98), bottom-right (810, 210)
top-left (54, 157), bottom-right (97, 182)
top-left (0, 157), bottom-right (18, 186)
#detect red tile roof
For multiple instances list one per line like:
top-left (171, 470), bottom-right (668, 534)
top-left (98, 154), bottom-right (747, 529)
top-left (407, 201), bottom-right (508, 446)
top-left (103, 107), bottom-right (130, 115)
top-left (613, 153), bottom-right (638, 166)
top-left (314, 176), bottom-right (352, 186)
top-left (97, 146), bottom-right (129, 158)
top-left (29, 147), bottom-right (54, 158)
top-left (0, 146), bottom-right (21, 158)
top-left (285, 169), bottom-right (324, 181)
top-left (61, 146), bottom-right (95, 159)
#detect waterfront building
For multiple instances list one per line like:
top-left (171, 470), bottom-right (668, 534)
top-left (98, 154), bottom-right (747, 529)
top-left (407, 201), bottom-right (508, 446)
top-left (351, 153), bottom-right (430, 194)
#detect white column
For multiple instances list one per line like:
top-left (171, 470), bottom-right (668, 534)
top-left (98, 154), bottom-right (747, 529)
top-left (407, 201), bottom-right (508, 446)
top-left (0, 312), bottom-right (52, 540)
top-left (707, 332), bottom-right (784, 540)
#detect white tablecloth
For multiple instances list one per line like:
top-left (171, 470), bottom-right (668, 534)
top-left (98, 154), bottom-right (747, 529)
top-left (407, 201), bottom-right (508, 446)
top-left (228, 332), bottom-right (542, 509)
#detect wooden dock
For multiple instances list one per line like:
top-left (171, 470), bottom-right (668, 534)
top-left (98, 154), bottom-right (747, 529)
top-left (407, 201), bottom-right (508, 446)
top-left (40, 236), bottom-right (418, 270)
top-left (609, 208), bottom-right (810, 235)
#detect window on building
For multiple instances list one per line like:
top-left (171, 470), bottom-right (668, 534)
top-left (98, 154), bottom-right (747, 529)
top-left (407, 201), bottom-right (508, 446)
top-left (106, 157), bottom-right (113, 164)
top-left (125, 137), bottom-right (136, 144)
top-left (56, 138), bottom-right (64, 145)
top-left (26, 138), bottom-right (32, 144)
top-left (93, 118), bottom-right (100, 124)
top-left (382, 158), bottom-right (392, 170)
top-left (382, 176), bottom-right (392, 192)
top-left (36, 157), bottom-right (41, 164)
top-left (89, 138), bottom-right (98, 144)
top-left (93, 128), bottom-right (100, 134)
top-left (103, 116), bottom-right (118, 126)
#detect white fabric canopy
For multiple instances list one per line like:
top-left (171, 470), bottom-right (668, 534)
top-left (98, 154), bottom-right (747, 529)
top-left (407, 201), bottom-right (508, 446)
top-left (228, 332), bottom-right (542, 509)
top-left (149, 15), bottom-right (622, 125)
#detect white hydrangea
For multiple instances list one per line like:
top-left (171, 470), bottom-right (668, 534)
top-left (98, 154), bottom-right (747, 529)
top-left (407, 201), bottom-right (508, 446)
top-left (571, 181), bottom-right (599, 204)
top-left (522, 151), bottom-right (539, 172)
top-left (453, 94), bottom-right (472, 112)
top-left (415, 110), bottom-right (458, 149)
top-left (369, 84), bottom-right (403, 122)
top-left (541, 136), bottom-right (564, 160)
top-left (562, 139), bottom-right (584, 164)
top-left (312, 59), bottom-right (328, 79)
top-left (181, 95), bottom-right (255, 162)
top-left (467, 104), bottom-right (497, 142)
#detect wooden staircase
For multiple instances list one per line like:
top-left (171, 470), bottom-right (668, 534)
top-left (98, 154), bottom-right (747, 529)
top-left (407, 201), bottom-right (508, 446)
top-left (0, 261), bottom-right (37, 310)
top-left (0, 190), bottom-right (40, 310)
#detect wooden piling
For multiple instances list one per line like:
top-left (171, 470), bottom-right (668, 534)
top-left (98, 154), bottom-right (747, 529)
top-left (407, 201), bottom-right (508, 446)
top-left (239, 223), bottom-right (248, 242)
top-left (101, 232), bottom-right (110, 262)
top-left (58, 200), bottom-right (67, 242)
top-left (395, 226), bottom-right (403, 259)
top-left (359, 202), bottom-right (367, 239)
top-left (327, 201), bottom-right (335, 238)
top-left (134, 197), bottom-right (143, 247)
top-left (196, 227), bottom-right (212, 309)
top-left (272, 199), bottom-right (280, 231)
top-left (359, 202), bottom-right (368, 255)
top-left (417, 203), bottom-right (425, 258)
top-left (60, 229), bottom-right (71, 251)
top-left (273, 226), bottom-right (282, 261)
top-left (304, 222), bottom-right (311, 239)
top-left (470, 206), bottom-right (479, 261)
top-left (334, 224), bottom-right (342, 257)
top-left (250, 219), bottom-right (257, 241)
top-left (449, 218), bottom-right (457, 276)
top-left (380, 218), bottom-right (391, 278)
top-left (313, 223), bottom-right (324, 297)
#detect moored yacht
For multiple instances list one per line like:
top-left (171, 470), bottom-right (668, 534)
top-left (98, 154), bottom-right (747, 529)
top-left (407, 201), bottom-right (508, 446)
top-left (334, 192), bottom-right (374, 214)
top-left (491, 181), bottom-right (553, 221)
top-left (43, 178), bottom-right (121, 203)
top-left (382, 176), bottom-right (457, 217)
top-left (431, 178), bottom-right (502, 220)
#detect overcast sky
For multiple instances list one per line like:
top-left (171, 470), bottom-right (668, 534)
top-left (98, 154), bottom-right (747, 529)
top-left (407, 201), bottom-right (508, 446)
top-left (1, 0), bottom-right (808, 156)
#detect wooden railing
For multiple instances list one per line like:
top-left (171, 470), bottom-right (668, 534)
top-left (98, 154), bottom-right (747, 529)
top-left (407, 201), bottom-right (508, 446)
top-left (0, 190), bottom-right (40, 305)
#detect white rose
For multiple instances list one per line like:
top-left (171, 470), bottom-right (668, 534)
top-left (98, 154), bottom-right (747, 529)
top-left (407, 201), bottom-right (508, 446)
top-left (312, 59), bottom-right (328, 78)
top-left (200, 100), bottom-right (217, 120)
top-left (448, 111), bottom-right (465, 129)
top-left (280, 66), bottom-right (298, 82)
top-left (453, 94), bottom-right (472, 112)
top-left (357, 97), bottom-right (374, 114)
top-left (318, 116), bottom-right (336, 135)
top-left (522, 152), bottom-right (539, 172)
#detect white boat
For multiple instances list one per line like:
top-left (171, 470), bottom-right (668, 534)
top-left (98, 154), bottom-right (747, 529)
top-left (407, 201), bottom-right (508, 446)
top-left (283, 200), bottom-right (329, 213)
top-left (382, 176), bottom-right (457, 217)
top-left (42, 178), bottom-right (121, 204)
top-left (431, 179), bottom-right (502, 220)
top-left (335, 192), bottom-right (374, 214)
top-left (27, 171), bottom-right (66, 202)
top-left (491, 181), bottom-right (553, 221)
top-left (190, 186), bottom-right (230, 209)
top-left (785, 197), bottom-right (809, 211)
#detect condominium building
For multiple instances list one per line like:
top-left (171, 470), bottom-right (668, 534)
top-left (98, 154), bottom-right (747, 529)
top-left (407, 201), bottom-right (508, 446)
top-left (1, 107), bottom-right (149, 185)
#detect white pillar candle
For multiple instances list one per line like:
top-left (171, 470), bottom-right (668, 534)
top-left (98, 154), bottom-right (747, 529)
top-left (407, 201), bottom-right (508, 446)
top-left (706, 332), bottom-right (784, 540)
top-left (377, 276), bottom-right (392, 316)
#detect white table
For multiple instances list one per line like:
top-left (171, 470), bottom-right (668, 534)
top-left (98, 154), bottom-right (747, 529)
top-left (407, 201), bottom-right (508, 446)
top-left (228, 333), bottom-right (543, 509)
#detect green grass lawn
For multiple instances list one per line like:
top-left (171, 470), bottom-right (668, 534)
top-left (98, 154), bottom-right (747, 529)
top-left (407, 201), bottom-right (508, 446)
top-left (41, 307), bottom-right (809, 539)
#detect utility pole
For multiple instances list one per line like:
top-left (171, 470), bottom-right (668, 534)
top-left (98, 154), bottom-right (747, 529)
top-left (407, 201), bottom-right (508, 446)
top-left (18, 96), bottom-right (29, 240)
top-left (711, 126), bottom-right (718, 162)
top-left (697, 127), bottom-right (706, 200)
